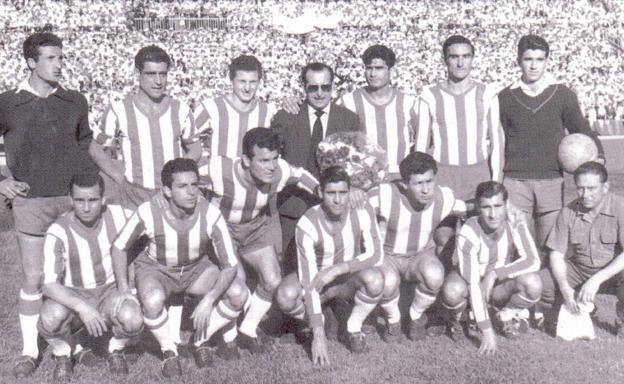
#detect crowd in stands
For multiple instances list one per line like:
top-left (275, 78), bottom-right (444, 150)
top-left (0, 0), bottom-right (623, 128)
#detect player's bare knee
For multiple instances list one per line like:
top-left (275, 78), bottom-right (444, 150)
top-left (381, 269), bottom-right (400, 299)
top-left (139, 289), bottom-right (166, 317)
top-left (116, 300), bottom-right (143, 335)
top-left (418, 260), bottom-right (445, 293)
top-left (22, 273), bottom-right (42, 293)
top-left (358, 268), bottom-right (384, 297)
top-left (276, 282), bottom-right (300, 312)
top-left (262, 274), bottom-right (282, 295)
top-left (441, 278), bottom-right (468, 307)
top-left (225, 279), bottom-right (249, 310)
top-left (517, 272), bottom-right (542, 300)
top-left (39, 302), bottom-right (69, 333)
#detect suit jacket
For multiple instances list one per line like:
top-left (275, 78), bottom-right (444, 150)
top-left (271, 102), bottom-right (361, 219)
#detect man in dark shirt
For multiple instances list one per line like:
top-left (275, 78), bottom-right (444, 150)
top-left (499, 34), bottom-right (604, 256)
top-left (0, 32), bottom-right (95, 378)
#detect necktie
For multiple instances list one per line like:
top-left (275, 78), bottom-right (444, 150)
top-left (311, 109), bottom-right (324, 157)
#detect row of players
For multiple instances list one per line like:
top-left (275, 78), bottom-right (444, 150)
top-left (0, 31), bottom-right (610, 380)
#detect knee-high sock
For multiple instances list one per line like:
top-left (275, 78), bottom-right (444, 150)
top-left (239, 291), bottom-right (273, 338)
top-left (194, 301), bottom-right (241, 346)
top-left (409, 286), bottom-right (437, 321)
top-left (222, 322), bottom-right (238, 343)
top-left (442, 299), bottom-right (467, 321)
top-left (108, 336), bottom-right (130, 353)
top-left (286, 302), bottom-right (306, 321)
top-left (167, 305), bottom-right (183, 345)
top-left (347, 291), bottom-right (381, 333)
top-left (380, 292), bottom-right (401, 325)
top-left (144, 309), bottom-right (177, 354)
top-left (19, 289), bottom-right (43, 358)
top-left (46, 337), bottom-right (71, 357)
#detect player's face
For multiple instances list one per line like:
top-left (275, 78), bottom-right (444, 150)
top-left (166, 171), bottom-right (199, 212)
top-left (364, 58), bottom-right (391, 90)
top-left (518, 49), bottom-right (548, 84)
top-left (28, 45), bottom-right (63, 85)
top-left (445, 43), bottom-right (473, 82)
top-left (138, 61), bottom-right (169, 100)
top-left (305, 68), bottom-right (333, 110)
top-left (71, 184), bottom-right (103, 227)
top-left (406, 170), bottom-right (436, 206)
top-left (478, 193), bottom-right (507, 233)
top-left (231, 70), bottom-right (260, 104)
top-left (575, 173), bottom-right (608, 211)
top-left (321, 181), bottom-right (350, 218)
top-left (245, 145), bottom-right (279, 184)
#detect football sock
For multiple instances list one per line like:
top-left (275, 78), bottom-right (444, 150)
top-left (239, 292), bottom-right (272, 338)
top-left (380, 294), bottom-right (401, 325)
top-left (508, 292), bottom-right (539, 311)
top-left (347, 290), bottom-right (380, 333)
top-left (442, 299), bottom-right (467, 320)
top-left (144, 309), bottom-right (177, 354)
top-left (195, 301), bottom-right (241, 346)
top-left (108, 336), bottom-right (130, 353)
top-left (409, 286), bottom-right (436, 321)
top-left (167, 305), bottom-right (183, 345)
top-left (47, 337), bottom-right (71, 357)
top-left (286, 302), bottom-right (306, 321)
top-left (222, 322), bottom-right (238, 343)
top-left (18, 289), bottom-right (43, 358)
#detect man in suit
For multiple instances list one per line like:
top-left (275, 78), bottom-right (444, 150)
top-left (271, 62), bottom-right (360, 271)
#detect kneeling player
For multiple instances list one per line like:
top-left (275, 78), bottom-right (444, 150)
top-left (112, 159), bottom-right (248, 378)
top-left (441, 181), bottom-right (542, 355)
top-left (369, 152), bottom-right (465, 342)
top-left (276, 166), bottom-right (384, 365)
top-left (38, 174), bottom-right (142, 381)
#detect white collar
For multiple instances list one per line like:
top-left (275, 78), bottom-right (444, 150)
top-left (307, 103), bottom-right (331, 117)
top-left (510, 73), bottom-right (557, 96)
top-left (16, 78), bottom-right (58, 98)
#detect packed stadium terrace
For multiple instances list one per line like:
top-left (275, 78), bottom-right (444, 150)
top-left (0, 0), bottom-right (623, 129)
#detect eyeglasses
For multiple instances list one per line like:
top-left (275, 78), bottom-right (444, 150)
top-left (306, 84), bottom-right (332, 93)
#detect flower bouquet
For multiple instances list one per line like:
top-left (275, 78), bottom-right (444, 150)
top-left (316, 132), bottom-right (388, 191)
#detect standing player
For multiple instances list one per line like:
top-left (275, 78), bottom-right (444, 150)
top-left (38, 174), bottom-right (142, 381)
top-left (194, 55), bottom-right (276, 158)
top-left (499, 34), bottom-right (604, 253)
top-left (111, 159), bottom-right (248, 377)
top-left (415, 35), bottom-right (504, 200)
top-left (276, 166), bottom-right (383, 364)
top-left (368, 152), bottom-right (465, 342)
top-left (0, 32), bottom-right (96, 378)
top-left (440, 181), bottom-right (542, 355)
top-left (199, 128), bottom-right (319, 354)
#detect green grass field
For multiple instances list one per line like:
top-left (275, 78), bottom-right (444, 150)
top-left (2, 175), bottom-right (624, 384)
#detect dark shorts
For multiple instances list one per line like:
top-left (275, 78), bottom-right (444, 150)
top-left (437, 161), bottom-right (490, 201)
top-left (134, 253), bottom-right (212, 297)
top-left (12, 195), bottom-right (72, 236)
top-left (228, 214), bottom-right (280, 257)
top-left (503, 177), bottom-right (564, 215)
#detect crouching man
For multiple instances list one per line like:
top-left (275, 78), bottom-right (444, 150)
top-left (441, 181), bottom-right (542, 355)
top-left (38, 173), bottom-right (143, 381)
top-left (111, 159), bottom-right (248, 378)
top-left (276, 166), bottom-right (384, 365)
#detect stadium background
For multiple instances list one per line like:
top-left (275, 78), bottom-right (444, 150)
top-left (1, 0), bottom-right (624, 383)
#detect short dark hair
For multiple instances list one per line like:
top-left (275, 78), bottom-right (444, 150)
top-left (517, 34), bottom-right (550, 59)
top-left (23, 32), bottom-right (62, 61)
top-left (70, 173), bottom-right (104, 197)
top-left (242, 128), bottom-right (283, 159)
top-left (475, 181), bottom-right (508, 202)
top-left (442, 35), bottom-right (474, 60)
top-left (161, 158), bottom-right (199, 188)
top-left (300, 62), bottom-right (334, 86)
top-left (362, 44), bottom-right (396, 68)
top-left (399, 152), bottom-right (437, 181)
top-left (134, 45), bottom-right (171, 71)
top-left (229, 55), bottom-right (263, 80)
top-left (320, 166), bottom-right (350, 191)
top-left (574, 161), bottom-right (608, 183)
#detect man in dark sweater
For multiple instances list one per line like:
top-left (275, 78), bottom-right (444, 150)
top-left (0, 32), bottom-right (95, 378)
top-left (499, 34), bottom-right (604, 257)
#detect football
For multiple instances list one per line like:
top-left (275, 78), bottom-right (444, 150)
top-left (558, 133), bottom-right (599, 173)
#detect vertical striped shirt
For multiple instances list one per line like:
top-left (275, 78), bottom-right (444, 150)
top-left (368, 183), bottom-right (457, 257)
top-left (339, 88), bottom-right (417, 174)
top-left (194, 96), bottom-right (276, 158)
top-left (456, 216), bottom-right (540, 330)
top-left (43, 205), bottom-right (132, 289)
top-left (296, 203), bottom-right (383, 328)
top-left (94, 94), bottom-right (196, 189)
top-left (113, 193), bottom-right (238, 268)
top-left (199, 156), bottom-right (318, 224)
top-left (415, 81), bottom-right (504, 181)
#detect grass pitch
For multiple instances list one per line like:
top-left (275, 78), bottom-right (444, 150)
top-left (2, 175), bottom-right (624, 384)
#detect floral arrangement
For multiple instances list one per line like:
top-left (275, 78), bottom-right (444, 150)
top-left (316, 132), bottom-right (388, 191)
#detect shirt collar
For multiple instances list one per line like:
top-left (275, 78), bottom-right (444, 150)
top-left (575, 193), bottom-right (614, 221)
top-left (307, 102), bottom-right (331, 117)
top-left (16, 78), bottom-right (58, 98)
top-left (510, 72), bottom-right (557, 96)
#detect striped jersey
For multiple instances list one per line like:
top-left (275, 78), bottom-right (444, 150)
top-left (456, 216), bottom-right (540, 330)
top-left (94, 94), bottom-right (196, 189)
top-left (368, 182), bottom-right (457, 257)
top-left (194, 96), bottom-right (276, 158)
top-left (43, 205), bottom-right (132, 289)
top-left (415, 81), bottom-right (504, 181)
top-left (296, 203), bottom-right (383, 328)
top-left (339, 88), bottom-right (417, 174)
top-left (198, 156), bottom-right (318, 224)
top-left (113, 193), bottom-right (238, 268)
